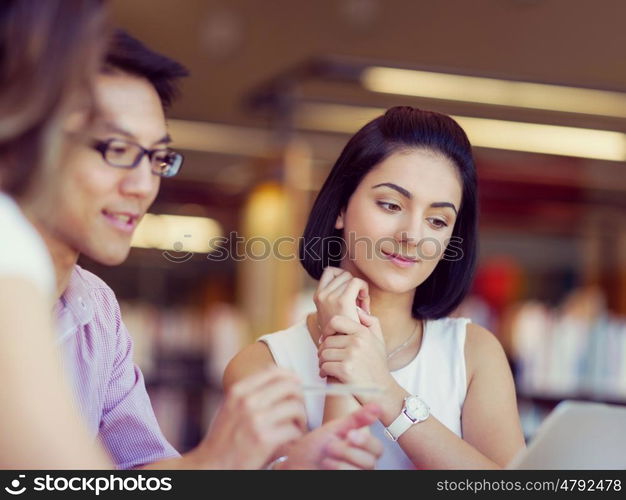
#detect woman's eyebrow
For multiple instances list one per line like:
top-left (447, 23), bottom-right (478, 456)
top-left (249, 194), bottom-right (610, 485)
top-left (373, 183), bottom-right (458, 215)
top-left (431, 202), bottom-right (458, 216)
top-left (372, 182), bottom-right (412, 199)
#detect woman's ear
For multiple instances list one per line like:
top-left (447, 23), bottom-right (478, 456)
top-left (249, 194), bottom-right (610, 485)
top-left (335, 211), bottom-right (344, 230)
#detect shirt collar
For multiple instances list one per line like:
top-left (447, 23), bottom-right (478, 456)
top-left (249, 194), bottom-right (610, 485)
top-left (55, 266), bottom-right (95, 342)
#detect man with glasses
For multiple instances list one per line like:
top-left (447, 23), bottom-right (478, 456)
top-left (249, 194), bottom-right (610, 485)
top-left (22, 31), bottom-right (382, 469)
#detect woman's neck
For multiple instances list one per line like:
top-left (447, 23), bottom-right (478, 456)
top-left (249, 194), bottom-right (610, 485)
top-left (368, 285), bottom-right (418, 347)
top-left (338, 259), bottom-right (419, 346)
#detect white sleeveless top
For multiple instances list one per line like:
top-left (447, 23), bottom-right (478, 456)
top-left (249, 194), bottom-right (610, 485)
top-left (259, 316), bottom-right (470, 470)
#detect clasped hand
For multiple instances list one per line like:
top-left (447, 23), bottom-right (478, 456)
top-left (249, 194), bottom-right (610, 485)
top-left (314, 267), bottom-right (395, 404)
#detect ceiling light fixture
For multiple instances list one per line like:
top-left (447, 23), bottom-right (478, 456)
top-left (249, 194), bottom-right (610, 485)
top-left (362, 66), bottom-right (626, 118)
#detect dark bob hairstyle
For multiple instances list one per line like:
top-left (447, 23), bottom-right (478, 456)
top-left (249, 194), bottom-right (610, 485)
top-left (299, 106), bottom-right (478, 320)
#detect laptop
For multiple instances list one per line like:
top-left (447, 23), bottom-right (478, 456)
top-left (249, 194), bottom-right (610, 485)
top-left (507, 400), bottom-right (626, 469)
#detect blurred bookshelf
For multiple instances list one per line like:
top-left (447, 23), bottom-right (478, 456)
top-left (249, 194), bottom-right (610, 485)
top-left (460, 283), bottom-right (626, 441)
top-left (79, 250), bottom-right (248, 452)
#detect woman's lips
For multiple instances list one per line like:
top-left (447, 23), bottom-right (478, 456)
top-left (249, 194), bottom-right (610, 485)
top-left (381, 249), bottom-right (420, 268)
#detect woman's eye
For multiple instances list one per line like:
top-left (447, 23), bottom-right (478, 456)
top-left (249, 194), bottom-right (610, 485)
top-left (378, 201), bottom-right (401, 212)
top-left (428, 218), bottom-right (448, 229)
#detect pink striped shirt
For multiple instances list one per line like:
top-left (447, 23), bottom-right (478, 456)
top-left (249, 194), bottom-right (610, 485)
top-left (55, 266), bottom-right (179, 469)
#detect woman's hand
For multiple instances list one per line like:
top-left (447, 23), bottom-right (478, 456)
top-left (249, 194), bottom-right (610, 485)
top-left (318, 308), bottom-right (397, 405)
top-left (313, 266), bottom-right (373, 423)
top-left (313, 267), bottom-right (370, 333)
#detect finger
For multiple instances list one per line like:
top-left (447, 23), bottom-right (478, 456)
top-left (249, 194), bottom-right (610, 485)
top-left (356, 308), bottom-right (384, 341)
top-left (358, 278), bottom-right (370, 313)
top-left (320, 457), bottom-right (360, 470)
top-left (318, 347), bottom-right (347, 364)
top-left (358, 293), bottom-right (371, 316)
top-left (318, 334), bottom-right (351, 351)
top-left (322, 315), bottom-right (362, 339)
top-left (229, 366), bottom-right (301, 399)
top-left (325, 439), bottom-right (378, 470)
top-left (263, 399), bottom-right (308, 432)
top-left (262, 423), bottom-right (304, 457)
top-left (356, 306), bottom-right (375, 327)
top-left (321, 271), bottom-right (352, 296)
top-left (347, 428), bottom-right (384, 457)
top-left (247, 378), bottom-right (305, 411)
top-left (326, 289), bottom-right (360, 324)
top-left (341, 278), bottom-right (369, 311)
top-left (318, 266), bottom-right (344, 290)
top-left (326, 276), bottom-right (365, 308)
top-left (319, 361), bottom-right (344, 380)
top-left (330, 403), bottom-right (382, 439)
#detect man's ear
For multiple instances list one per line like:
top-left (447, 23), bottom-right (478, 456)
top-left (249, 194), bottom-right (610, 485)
top-left (335, 210), bottom-right (344, 230)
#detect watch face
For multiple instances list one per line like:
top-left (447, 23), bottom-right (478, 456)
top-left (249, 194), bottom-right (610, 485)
top-left (405, 396), bottom-right (429, 421)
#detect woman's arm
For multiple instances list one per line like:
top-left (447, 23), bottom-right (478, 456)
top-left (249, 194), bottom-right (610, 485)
top-left (459, 322), bottom-right (527, 465)
top-left (321, 314), bottom-right (526, 469)
top-left (223, 342), bottom-right (383, 470)
top-left (222, 341), bottom-right (276, 391)
top-left (0, 277), bottom-right (111, 468)
top-left (378, 323), bottom-right (524, 468)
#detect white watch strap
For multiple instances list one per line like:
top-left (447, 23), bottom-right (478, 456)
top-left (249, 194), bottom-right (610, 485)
top-left (384, 410), bottom-right (413, 441)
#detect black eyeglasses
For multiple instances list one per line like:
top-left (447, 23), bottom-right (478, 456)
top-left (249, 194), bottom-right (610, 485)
top-left (91, 138), bottom-right (183, 178)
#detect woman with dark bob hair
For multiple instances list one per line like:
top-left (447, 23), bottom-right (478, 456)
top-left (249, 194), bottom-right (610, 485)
top-left (225, 106), bottom-right (525, 469)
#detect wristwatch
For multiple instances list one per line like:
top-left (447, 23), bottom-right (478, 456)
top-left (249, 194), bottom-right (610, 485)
top-left (384, 395), bottom-right (430, 441)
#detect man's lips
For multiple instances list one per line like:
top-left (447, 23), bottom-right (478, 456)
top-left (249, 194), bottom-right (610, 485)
top-left (102, 210), bottom-right (140, 233)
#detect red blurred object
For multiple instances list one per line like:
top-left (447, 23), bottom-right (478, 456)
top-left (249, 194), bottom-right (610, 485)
top-left (473, 256), bottom-right (524, 312)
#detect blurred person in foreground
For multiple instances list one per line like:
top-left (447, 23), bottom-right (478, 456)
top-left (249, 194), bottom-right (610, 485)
top-left (0, 0), bottom-right (112, 468)
top-left (22, 29), bottom-right (382, 470)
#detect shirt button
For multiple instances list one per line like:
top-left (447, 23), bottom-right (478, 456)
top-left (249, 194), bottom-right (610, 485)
top-left (78, 297), bottom-right (86, 309)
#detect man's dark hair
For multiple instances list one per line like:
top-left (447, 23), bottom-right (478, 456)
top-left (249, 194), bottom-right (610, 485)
top-left (299, 106), bottom-right (479, 320)
top-left (105, 29), bottom-right (189, 109)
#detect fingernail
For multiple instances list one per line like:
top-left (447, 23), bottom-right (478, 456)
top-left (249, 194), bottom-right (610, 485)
top-left (347, 428), bottom-right (367, 445)
top-left (318, 336), bottom-right (323, 345)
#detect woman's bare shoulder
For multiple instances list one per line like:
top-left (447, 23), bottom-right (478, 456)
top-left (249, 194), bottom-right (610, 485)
top-left (222, 341), bottom-right (276, 391)
top-left (464, 322), bottom-right (510, 384)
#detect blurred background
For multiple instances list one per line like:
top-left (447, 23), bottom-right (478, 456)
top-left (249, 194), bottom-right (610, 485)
top-left (85, 0), bottom-right (626, 451)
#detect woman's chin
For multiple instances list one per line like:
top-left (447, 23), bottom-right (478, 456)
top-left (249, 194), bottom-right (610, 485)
top-left (348, 262), bottom-right (426, 295)
top-left (366, 274), bottom-right (421, 295)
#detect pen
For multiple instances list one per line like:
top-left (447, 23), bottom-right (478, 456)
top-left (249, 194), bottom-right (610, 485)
top-left (301, 384), bottom-right (385, 396)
